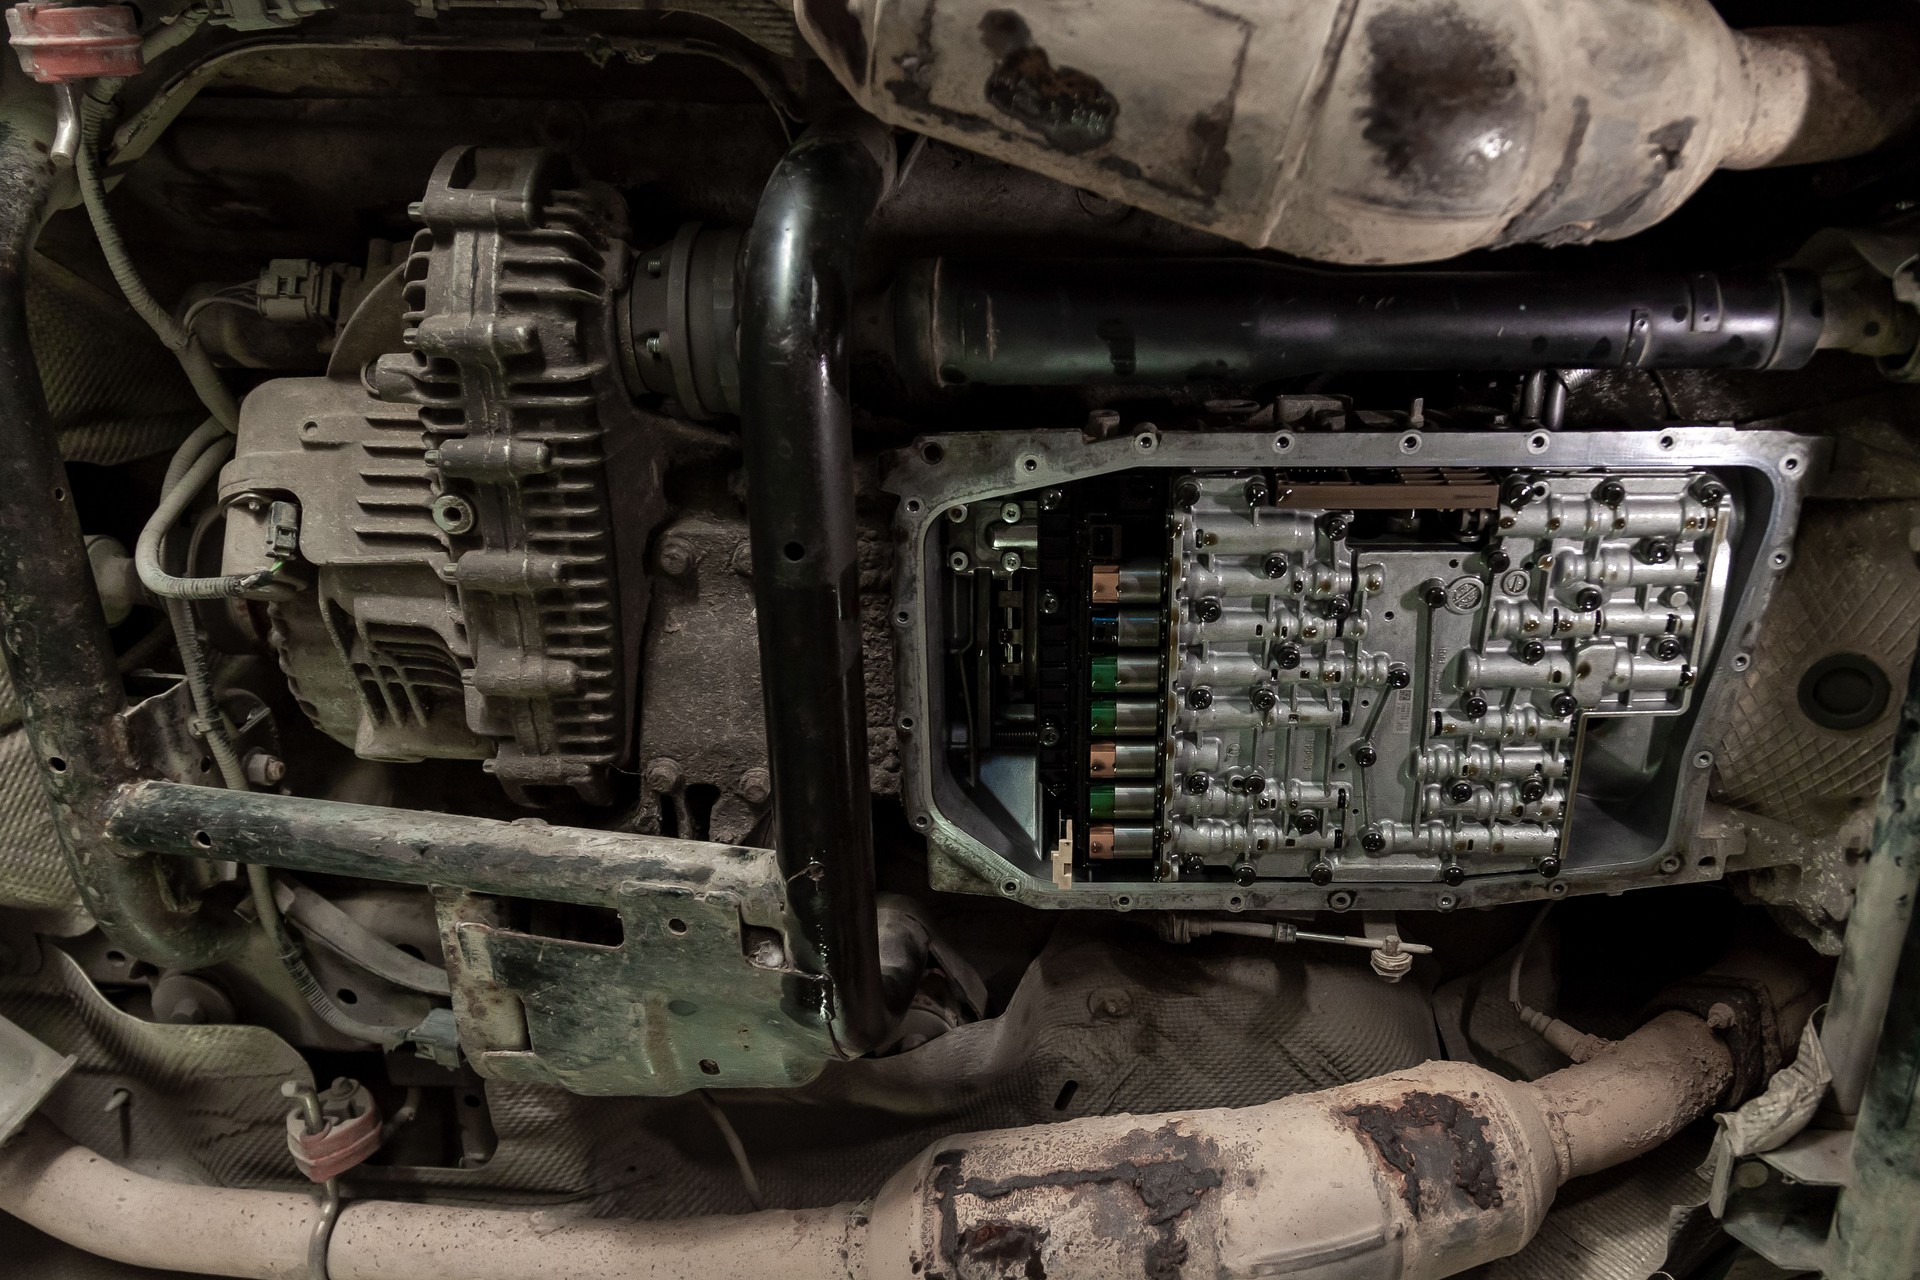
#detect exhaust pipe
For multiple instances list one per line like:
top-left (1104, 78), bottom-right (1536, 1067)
top-left (796, 0), bottom-right (1920, 265)
top-left (0, 1009), bottom-right (1735, 1280)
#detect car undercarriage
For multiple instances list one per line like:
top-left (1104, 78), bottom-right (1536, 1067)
top-left (0, 1), bottom-right (1919, 1277)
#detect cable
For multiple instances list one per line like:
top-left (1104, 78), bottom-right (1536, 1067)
top-left (695, 1091), bottom-right (764, 1209)
top-left (1508, 905), bottom-right (1611, 1064)
top-left (134, 429), bottom-right (283, 599)
top-left (281, 875), bottom-right (451, 996)
top-left (74, 83), bottom-right (237, 429)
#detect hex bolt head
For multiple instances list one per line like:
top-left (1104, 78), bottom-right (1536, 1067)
top-left (1447, 779), bottom-right (1475, 804)
top-left (1574, 584), bottom-right (1605, 611)
top-left (1462, 691), bottom-right (1489, 718)
top-left (1518, 777), bottom-right (1547, 804)
top-left (1550, 691), bottom-right (1579, 717)
top-left (1263, 553), bottom-right (1289, 579)
top-left (1360, 828), bottom-right (1386, 853)
top-left (1501, 475), bottom-right (1539, 508)
top-left (1538, 857), bottom-right (1562, 879)
top-left (1595, 478), bottom-right (1628, 507)
top-left (1320, 512), bottom-right (1351, 541)
top-left (1233, 863), bottom-right (1258, 887)
top-left (1188, 686), bottom-right (1214, 710)
top-left (1386, 663), bottom-right (1412, 690)
top-left (1353, 741), bottom-right (1379, 768)
top-left (1180, 854), bottom-right (1206, 877)
top-left (1443, 865), bottom-right (1466, 886)
top-left (1639, 538), bottom-right (1674, 565)
top-left (737, 767), bottom-right (772, 805)
top-left (1422, 580), bottom-right (1450, 609)
top-left (643, 757), bottom-right (682, 793)
top-left (1277, 643), bottom-right (1303, 670)
top-left (1519, 638), bottom-right (1548, 664)
top-left (1183, 771), bottom-right (1212, 795)
top-left (1196, 597), bottom-right (1223, 624)
top-left (1039, 721), bottom-right (1063, 747)
top-left (1692, 476), bottom-right (1729, 505)
top-left (1250, 686), bottom-right (1278, 713)
top-left (1309, 861), bottom-right (1333, 886)
top-left (1293, 810), bottom-right (1321, 835)
top-left (1653, 634), bottom-right (1684, 660)
top-left (655, 534), bottom-right (696, 577)
top-left (242, 751), bottom-right (285, 787)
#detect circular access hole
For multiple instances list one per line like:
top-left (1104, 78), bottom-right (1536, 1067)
top-left (699, 1059), bottom-right (720, 1076)
top-left (782, 541), bottom-right (805, 562)
top-left (895, 611), bottom-right (910, 625)
top-left (1002, 879), bottom-right (1018, 895)
top-left (45, 756), bottom-right (66, 773)
top-left (899, 716), bottom-right (915, 730)
top-left (1799, 652), bottom-right (1892, 731)
top-left (1772, 551), bottom-right (1790, 569)
top-left (191, 830), bottom-right (212, 849)
top-left (921, 442), bottom-right (945, 465)
top-left (666, 917), bottom-right (688, 936)
top-left (904, 499), bottom-right (922, 514)
top-left (1526, 433), bottom-right (1550, 453)
top-left (335, 988), bottom-right (358, 1005)
top-left (1783, 456), bottom-right (1801, 473)
top-left (1114, 895), bottom-right (1133, 910)
top-left (1400, 434), bottom-right (1421, 453)
top-left (1273, 433), bottom-right (1295, 452)
top-left (1658, 433), bottom-right (1677, 451)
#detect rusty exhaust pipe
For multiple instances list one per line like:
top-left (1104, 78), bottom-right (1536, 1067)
top-left (1, 1009), bottom-right (1735, 1280)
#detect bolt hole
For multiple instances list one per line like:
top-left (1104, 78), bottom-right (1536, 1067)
top-left (1227, 895), bottom-right (1243, 910)
top-left (1658, 433), bottom-right (1676, 450)
top-left (1548, 881), bottom-right (1569, 896)
top-left (300, 420), bottom-right (319, 436)
top-left (1002, 879), bottom-right (1018, 895)
top-left (667, 918), bottom-right (688, 936)
top-left (1328, 890), bottom-right (1355, 911)
top-left (1732, 653), bottom-right (1751, 672)
top-left (699, 1059), bottom-right (720, 1076)
top-left (1019, 454), bottom-right (1040, 473)
top-left (1273, 433), bottom-right (1294, 452)
top-left (904, 499), bottom-right (921, 514)
top-left (782, 541), bottom-right (804, 561)
top-left (1115, 895), bottom-right (1132, 909)
top-left (921, 442), bottom-right (944, 465)
top-left (1053, 1080), bottom-right (1079, 1111)
top-left (1400, 434), bottom-right (1420, 452)
top-left (50, 486), bottom-right (65, 503)
top-left (1527, 433), bottom-right (1550, 453)
top-left (899, 716), bottom-right (915, 730)
top-left (1783, 456), bottom-right (1801, 473)
top-left (191, 830), bottom-right (212, 849)
top-left (1772, 551), bottom-right (1789, 569)
top-left (895, 610), bottom-right (910, 625)
top-left (335, 988), bottom-right (358, 1005)
top-left (913, 815), bottom-right (931, 830)
top-left (45, 756), bottom-right (65, 773)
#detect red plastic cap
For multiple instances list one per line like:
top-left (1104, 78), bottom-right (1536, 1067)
top-left (6, 4), bottom-right (142, 83)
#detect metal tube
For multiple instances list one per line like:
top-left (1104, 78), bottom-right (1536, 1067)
top-left (888, 259), bottom-right (1826, 388)
top-left (0, 1011), bottom-right (1737, 1280)
top-left (0, 129), bottom-right (244, 967)
top-left (739, 117), bottom-right (895, 1055)
top-left (1822, 647), bottom-right (1920, 1117)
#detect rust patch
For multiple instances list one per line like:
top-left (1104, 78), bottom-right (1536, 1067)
top-left (1358, 2), bottom-right (1523, 200)
top-left (958, 1220), bottom-right (1049, 1279)
top-left (978, 10), bottom-right (1117, 154)
top-left (931, 1123), bottom-right (1223, 1280)
top-left (1344, 1090), bottom-right (1503, 1219)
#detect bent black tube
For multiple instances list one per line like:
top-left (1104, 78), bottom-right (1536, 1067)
top-left (739, 118), bottom-right (892, 1055)
top-left (891, 258), bottom-right (1827, 387)
top-left (0, 130), bottom-right (242, 966)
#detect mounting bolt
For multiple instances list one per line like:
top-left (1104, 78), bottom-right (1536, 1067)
top-left (1462, 691), bottom-right (1489, 718)
top-left (1353, 741), bottom-right (1378, 768)
top-left (737, 767), bottom-right (772, 805)
top-left (1595, 478), bottom-right (1627, 507)
top-left (1442, 865), bottom-right (1466, 886)
top-left (1039, 721), bottom-right (1062, 747)
top-left (655, 534), bottom-right (696, 577)
top-left (1487, 547), bottom-right (1512, 573)
top-left (1538, 857), bottom-right (1562, 879)
top-left (1309, 861), bottom-right (1333, 886)
top-left (1263, 553), bottom-right (1289, 579)
top-left (1293, 811), bottom-right (1321, 835)
top-left (1518, 777), bottom-right (1547, 804)
top-left (1691, 476), bottom-right (1729, 506)
top-left (1174, 479), bottom-right (1201, 508)
top-left (1277, 643), bottom-right (1302, 670)
top-left (1233, 863), bottom-right (1258, 887)
top-left (1573, 584), bottom-right (1605, 611)
top-left (1245, 477), bottom-right (1269, 507)
top-left (1320, 512), bottom-right (1351, 541)
top-left (242, 751), bottom-right (285, 787)
top-left (1447, 779), bottom-right (1475, 804)
top-left (1180, 854), bottom-right (1206, 877)
top-left (1040, 589), bottom-right (1061, 616)
top-left (1183, 771), bottom-right (1212, 795)
top-left (643, 757), bottom-right (682, 793)
top-left (1243, 774), bottom-right (1266, 794)
top-left (1196, 597), bottom-right (1223, 624)
top-left (1639, 538), bottom-right (1674, 565)
top-left (1422, 580), bottom-right (1450, 609)
top-left (1000, 502), bottom-right (1021, 523)
top-left (1501, 475), bottom-right (1540, 508)
top-left (1360, 828), bottom-right (1386, 853)
top-left (999, 551), bottom-right (1022, 573)
top-left (1250, 686), bottom-right (1278, 713)
top-left (1549, 692), bottom-right (1579, 717)
top-left (1519, 638), bottom-right (1548, 664)
top-left (1188, 686), bottom-right (1214, 710)
top-left (1653, 634), bottom-right (1684, 660)
top-left (1386, 664), bottom-right (1412, 690)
